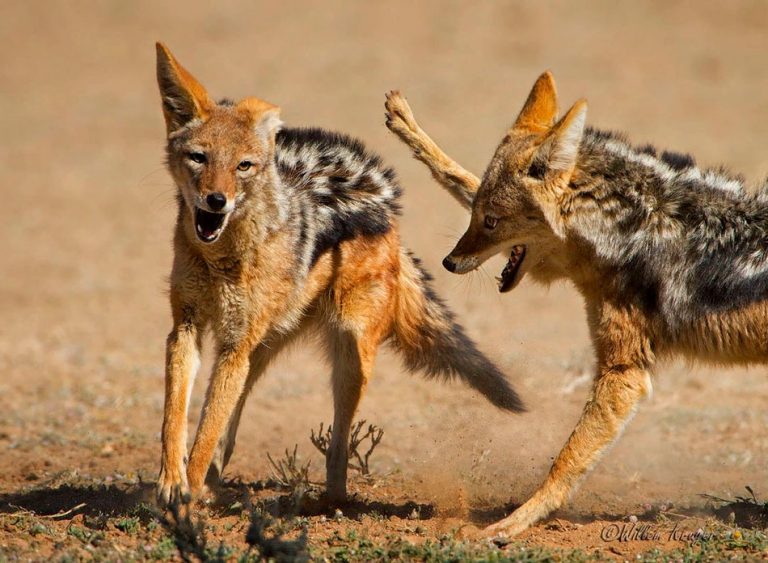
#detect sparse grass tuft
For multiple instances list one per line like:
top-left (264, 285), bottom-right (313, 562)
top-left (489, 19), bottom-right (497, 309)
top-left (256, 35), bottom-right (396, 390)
top-left (310, 419), bottom-right (384, 475)
top-left (154, 498), bottom-right (210, 562)
top-left (2, 474), bottom-right (768, 561)
top-left (245, 511), bottom-right (309, 562)
top-left (314, 530), bottom-right (599, 562)
top-left (634, 526), bottom-right (768, 562)
top-left (267, 445), bottom-right (312, 493)
top-left (150, 535), bottom-right (179, 559)
top-left (67, 523), bottom-right (105, 546)
top-left (700, 485), bottom-right (768, 529)
top-left (266, 445), bottom-right (317, 514)
top-left (114, 515), bottom-right (140, 535)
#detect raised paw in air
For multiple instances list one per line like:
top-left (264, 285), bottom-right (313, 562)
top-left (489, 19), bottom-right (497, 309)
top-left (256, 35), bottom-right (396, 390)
top-left (384, 90), bottom-right (419, 136)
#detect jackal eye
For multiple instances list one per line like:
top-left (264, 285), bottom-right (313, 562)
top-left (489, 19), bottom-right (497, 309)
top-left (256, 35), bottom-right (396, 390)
top-left (188, 152), bottom-right (206, 165)
top-left (237, 160), bottom-right (253, 172)
top-left (484, 216), bottom-right (499, 230)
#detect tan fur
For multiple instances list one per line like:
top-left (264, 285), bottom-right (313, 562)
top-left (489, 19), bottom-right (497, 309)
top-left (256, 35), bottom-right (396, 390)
top-left (156, 43), bottom-right (214, 134)
top-left (156, 45), bottom-right (522, 506)
top-left (512, 71), bottom-right (558, 133)
top-left (385, 79), bottom-right (765, 537)
top-left (384, 91), bottom-right (479, 209)
top-left (154, 44), bottom-right (406, 504)
top-left (159, 204), bottom-right (409, 501)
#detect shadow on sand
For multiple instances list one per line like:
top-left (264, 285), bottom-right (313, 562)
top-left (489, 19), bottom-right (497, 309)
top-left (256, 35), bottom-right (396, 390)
top-left (8, 478), bottom-right (763, 529)
top-left (0, 482), bottom-right (154, 519)
top-left (0, 478), bottom-right (436, 523)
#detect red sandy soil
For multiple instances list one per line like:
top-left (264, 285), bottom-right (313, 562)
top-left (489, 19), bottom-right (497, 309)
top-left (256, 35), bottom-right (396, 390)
top-left (1, 1), bottom-right (767, 559)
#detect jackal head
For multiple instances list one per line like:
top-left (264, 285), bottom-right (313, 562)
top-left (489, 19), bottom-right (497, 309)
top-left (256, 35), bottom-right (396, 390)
top-left (442, 71), bottom-right (587, 292)
top-left (156, 43), bottom-right (282, 244)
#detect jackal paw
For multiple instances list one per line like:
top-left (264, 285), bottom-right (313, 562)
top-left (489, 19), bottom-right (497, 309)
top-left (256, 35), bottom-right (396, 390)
top-left (156, 465), bottom-right (191, 507)
top-left (483, 513), bottom-right (530, 539)
top-left (384, 91), bottom-right (420, 143)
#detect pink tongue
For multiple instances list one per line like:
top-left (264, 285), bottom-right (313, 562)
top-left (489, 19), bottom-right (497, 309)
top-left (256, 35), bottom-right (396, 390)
top-left (197, 222), bottom-right (216, 238)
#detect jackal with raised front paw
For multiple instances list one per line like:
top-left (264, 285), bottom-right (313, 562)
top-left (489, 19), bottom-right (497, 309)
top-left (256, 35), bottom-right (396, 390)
top-left (386, 72), bottom-right (768, 536)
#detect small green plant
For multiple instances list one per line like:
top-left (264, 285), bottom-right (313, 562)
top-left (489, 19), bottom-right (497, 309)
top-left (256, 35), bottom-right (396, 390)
top-left (245, 511), bottom-right (309, 562)
top-left (155, 498), bottom-right (209, 562)
top-left (67, 524), bottom-right (89, 544)
top-left (28, 522), bottom-right (49, 536)
top-left (150, 536), bottom-right (178, 560)
top-left (68, 523), bottom-right (106, 547)
top-left (310, 419), bottom-right (383, 475)
top-left (114, 515), bottom-right (140, 535)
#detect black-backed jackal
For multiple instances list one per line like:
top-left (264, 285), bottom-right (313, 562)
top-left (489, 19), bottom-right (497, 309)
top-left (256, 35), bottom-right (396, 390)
top-left (386, 72), bottom-right (768, 536)
top-left (154, 43), bottom-right (523, 506)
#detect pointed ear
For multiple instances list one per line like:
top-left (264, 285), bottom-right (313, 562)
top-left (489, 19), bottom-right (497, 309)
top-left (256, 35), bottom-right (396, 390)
top-left (237, 97), bottom-right (282, 147)
top-left (529, 99), bottom-right (587, 239)
top-left (155, 42), bottom-right (214, 134)
top-left (512, 71), bottom-right (558, 133)
top-left (545, 99), bottom-right (587, 173)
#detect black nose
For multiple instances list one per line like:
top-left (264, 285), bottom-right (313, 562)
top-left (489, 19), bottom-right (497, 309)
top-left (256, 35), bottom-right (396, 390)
top-left (442, 256), bottom-right (457, 273)
top-left (206, 192), bottom-right (227, 211)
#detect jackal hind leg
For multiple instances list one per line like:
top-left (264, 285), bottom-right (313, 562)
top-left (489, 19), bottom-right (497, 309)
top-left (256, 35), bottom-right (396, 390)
top-left (384, 90), bottom-right (480, 209)
top-left (324, 281), bottom-right (394, 503)
top-left (486, 364), bottom-right (652, 537)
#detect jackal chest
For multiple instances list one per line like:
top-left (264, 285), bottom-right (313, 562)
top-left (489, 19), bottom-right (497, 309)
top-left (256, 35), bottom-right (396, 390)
top-left (203, 259), bottom-right (300, 345)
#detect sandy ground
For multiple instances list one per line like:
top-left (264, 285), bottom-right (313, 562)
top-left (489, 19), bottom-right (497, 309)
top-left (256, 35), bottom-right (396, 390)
top-left (1, 1), bottom-right (768, 559)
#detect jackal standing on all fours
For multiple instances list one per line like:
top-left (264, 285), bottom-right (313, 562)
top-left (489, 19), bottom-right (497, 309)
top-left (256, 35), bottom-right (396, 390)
top-left (153, 43), bottom-right (523, 505)
top-left (386, 72), bottom-right (768, 536)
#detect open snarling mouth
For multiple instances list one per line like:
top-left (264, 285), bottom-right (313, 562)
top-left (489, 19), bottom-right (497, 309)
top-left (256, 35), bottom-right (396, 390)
top-left (194, 208), bottom-right (228, 243)
top-left (497, 245), bottom-right (527, 293)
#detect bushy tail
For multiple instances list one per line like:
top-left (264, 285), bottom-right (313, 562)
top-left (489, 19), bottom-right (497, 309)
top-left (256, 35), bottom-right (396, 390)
top-left (390, 249), bottom-right (525, 413)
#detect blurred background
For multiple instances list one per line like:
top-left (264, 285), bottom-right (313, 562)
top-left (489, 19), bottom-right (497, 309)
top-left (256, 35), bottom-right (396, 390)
top-left (1, 1), bottom-right (767, 515)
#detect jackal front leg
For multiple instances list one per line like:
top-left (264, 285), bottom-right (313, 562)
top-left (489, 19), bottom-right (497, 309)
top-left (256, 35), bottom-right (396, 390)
top-left (384, 91), bottom-right (480, 210)
top-left (185, 338), bottom-right (262, 496)
top-left (486, 363), bottom-right (652, 537)
top-left (158, 319), bottom-right (202, 505)
top-left (205, 327), bottom-right (308, 488)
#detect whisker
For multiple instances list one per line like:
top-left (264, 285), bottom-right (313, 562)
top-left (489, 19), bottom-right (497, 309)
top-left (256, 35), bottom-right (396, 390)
top-left (137, 165), bottom-right (168, 186)
top-left (477, 264), bottom-right (497, 293)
